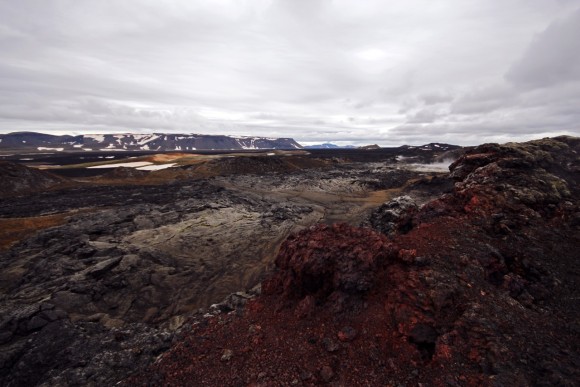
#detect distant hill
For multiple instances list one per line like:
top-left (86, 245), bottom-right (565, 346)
top-left (304, 142), bottom-right (461, 152)
top-left (0, 132), bottom-right (302, 152)
top-left (0, 161), bottom-right (66, 198)
top-left (304, 143), bottom-right (355, 149)
top-left (358, 144), bottom-right (381, 150)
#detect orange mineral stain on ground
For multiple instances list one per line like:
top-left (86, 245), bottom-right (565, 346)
top-left (147, 153), bottom-right (198, 163)
top-left (0, 211), bottom-right (84, 251)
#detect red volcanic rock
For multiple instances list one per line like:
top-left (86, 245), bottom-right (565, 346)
top-left (337, 326), bottom-right (357, 342)
top-left (265, 223), bottom-right (396, 300)
top-left (294, 295), bottom-right (315, 319)
top-left (319, 365), bottom-right (334, 382)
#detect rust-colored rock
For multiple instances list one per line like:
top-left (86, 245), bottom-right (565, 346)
top-left (265, 223), bottom-right (395, 300)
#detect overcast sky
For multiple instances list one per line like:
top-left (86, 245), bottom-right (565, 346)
top-left (0, 0), bottom-right (579, 146)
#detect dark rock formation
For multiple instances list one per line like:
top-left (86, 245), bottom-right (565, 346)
top-left (191, 154), bottom-right (327, 176)
top-left (0, 162), bottom-right (66, 198)
top-left (0, 313), bottom-right (173, 387)
top-left (368, 195), bottom-right (418, 235)
top-left (99, 166), bottom-right (149, 179)
top-left (0, 177), bottom-right (321, 386)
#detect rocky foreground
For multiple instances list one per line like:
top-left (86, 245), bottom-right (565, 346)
top-left (0, 137), bottom-right (578, 386)
top-left (0, 147), bottom-right (443, 385)
top-left (127, 137), bottom-right (579, 386)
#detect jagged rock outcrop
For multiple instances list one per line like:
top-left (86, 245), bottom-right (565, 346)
top-left (263, 224), bottom-right (395, 308)
top-left (0, 313), bottom-right (174, 387)
top-left (368, 195), bottom-right (418, 235)
top-left (419, 136), bottom-right (579, 228)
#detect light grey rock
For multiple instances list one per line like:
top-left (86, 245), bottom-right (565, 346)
top-left (86, 257), bottom-right (123, 278)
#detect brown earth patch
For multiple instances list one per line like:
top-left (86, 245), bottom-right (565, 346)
top-left (0, 211), bottom-right (88, 251)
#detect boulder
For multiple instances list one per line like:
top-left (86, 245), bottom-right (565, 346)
top-left (264, 223), bottom-right (395, 300)
top-left (368, 195), bottom-right (418, 235)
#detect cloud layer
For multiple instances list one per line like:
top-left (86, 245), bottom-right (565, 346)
top-left (0, 0), bottom-right (579, 145)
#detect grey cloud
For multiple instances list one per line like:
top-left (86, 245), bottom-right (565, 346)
top-left (506, 8), bottom-right (580, 89)
top-left (406, 108), bottom-right (444, 124)
top-left (420, 92), bottom-right (454, 106)
top-left (450, 84), bottom-right (518, 115)
top-left (0, 1), bottom-right (579, 146)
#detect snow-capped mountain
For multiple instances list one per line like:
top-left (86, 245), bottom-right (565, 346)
top-left (0, 132), bottom-right (303, 151)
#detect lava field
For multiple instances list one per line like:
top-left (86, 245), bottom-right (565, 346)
top-left (0, 137), bottom-right (578, 386)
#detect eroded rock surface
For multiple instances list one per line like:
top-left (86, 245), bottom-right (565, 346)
top-left (368, 195), bottom-right (418, 235)
top-left (1, 151), bottom-right (443, 385)
top-left (0, 181), bottom-right (319, 328)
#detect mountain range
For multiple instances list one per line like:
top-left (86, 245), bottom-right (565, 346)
top-left (303, 143), bottom-right (356, 149)
top-left (0, 132), bottom-right (463, 154)
top-left (0, 132), bottom-right (302, 152)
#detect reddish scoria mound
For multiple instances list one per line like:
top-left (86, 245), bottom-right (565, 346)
top-left (263, 224), bottom-right (395, 302)
top-left (127, 137), bottom-right (579, 386)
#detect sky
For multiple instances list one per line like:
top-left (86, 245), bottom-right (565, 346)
top-left (0, 0), bottom-right (579, 146)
